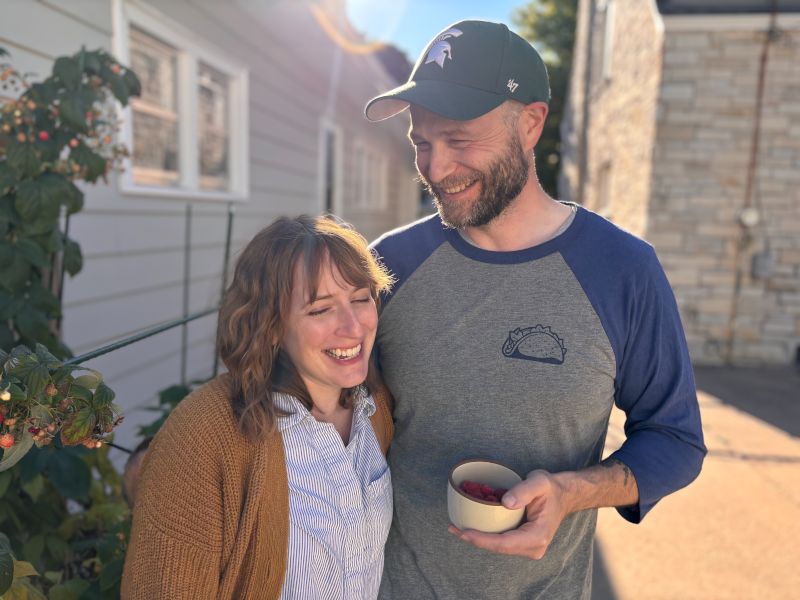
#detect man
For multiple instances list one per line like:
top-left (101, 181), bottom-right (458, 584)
top-left (365, 20), bottom-right (706, 599)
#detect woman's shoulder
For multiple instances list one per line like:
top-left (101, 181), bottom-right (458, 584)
top-left (165, 375), bottom-right (237, 433)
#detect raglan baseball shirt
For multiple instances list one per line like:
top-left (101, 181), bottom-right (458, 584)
top-left (372, 204), bottom-right (706, 600)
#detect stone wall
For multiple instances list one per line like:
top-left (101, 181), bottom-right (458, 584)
top-left (650, 22), bottom-right (800, 365)
top-left (560, 0), bottom-right (664, 239)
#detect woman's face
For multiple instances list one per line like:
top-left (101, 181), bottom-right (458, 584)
top-left (281, 257), bottom-right (378, 406)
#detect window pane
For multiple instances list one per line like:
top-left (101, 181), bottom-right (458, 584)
top-left (129, 27), bottom-right (179, 187)
top-left (198, 62), bottom-right (230, 190)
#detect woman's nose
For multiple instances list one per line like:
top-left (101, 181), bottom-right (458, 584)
top-left (336, 305), bottom-right (364, 337)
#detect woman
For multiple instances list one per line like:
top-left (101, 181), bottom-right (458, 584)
top-left (122, 215), bottom-right (395, 599)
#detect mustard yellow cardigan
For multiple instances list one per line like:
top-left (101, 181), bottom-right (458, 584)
top-left (121, 375), bottom-right (393, 599)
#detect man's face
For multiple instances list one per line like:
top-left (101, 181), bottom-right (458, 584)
top-left (409, 104), bottom-right (530, 229)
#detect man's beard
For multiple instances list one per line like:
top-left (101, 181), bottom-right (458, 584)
top-left (421, 134), bottom-right (530, 229)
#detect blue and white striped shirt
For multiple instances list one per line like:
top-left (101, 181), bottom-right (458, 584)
top-left (274, 392), bottom-right (392, 600)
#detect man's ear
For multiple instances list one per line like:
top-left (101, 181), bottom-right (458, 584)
top-left (518, 102), bottom-right (549, 151)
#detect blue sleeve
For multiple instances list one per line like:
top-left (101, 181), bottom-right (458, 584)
top-left (562, 213), bottom-right (706, 523)
top-left (607, 247), bottom-right (706, 522)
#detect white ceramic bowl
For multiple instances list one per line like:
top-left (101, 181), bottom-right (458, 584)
top-left (447, 459), bottom-right (525, 533)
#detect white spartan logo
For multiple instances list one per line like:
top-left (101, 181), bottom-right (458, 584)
top-left (424, 28), bottom-right (463, 68)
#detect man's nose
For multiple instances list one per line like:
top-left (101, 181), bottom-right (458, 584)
top-left (426, 145), bottom-right (456, 184)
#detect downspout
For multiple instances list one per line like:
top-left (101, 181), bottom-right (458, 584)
top-left (724, 1), bottom-right (779, 364)
top-left (577, 0), bottom-right (597, 202)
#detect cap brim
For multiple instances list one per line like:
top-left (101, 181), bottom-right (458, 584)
top-left (365, 79), bottom-right (508, 122)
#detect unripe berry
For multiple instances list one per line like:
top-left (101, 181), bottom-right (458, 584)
top-left (47, 423), bottom-right (57, 433)
top-left (0, 390), bottom-right (10, 401)
top-left (4, 418), bottom-right (16, 427)
top-left (69, 138), bottom-right (79, 148)
top-left (16, 132), bottom-right (26, 143)
top-left (45, 383), bottom-right (58, 397)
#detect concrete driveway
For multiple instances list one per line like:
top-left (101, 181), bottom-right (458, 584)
top-left (592, 365), bottom-right (800, 600)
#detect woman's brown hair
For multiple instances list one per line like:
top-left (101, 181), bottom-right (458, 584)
top-left (217, 215), bottom-right (393, 440)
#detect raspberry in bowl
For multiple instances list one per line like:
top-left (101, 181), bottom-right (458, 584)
top-left (448, 459), bottom-right (525, 533)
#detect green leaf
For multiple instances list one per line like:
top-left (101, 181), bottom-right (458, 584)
top-left (0, 164), bottom-right (17, 196)
top-left (20, 474), bottom-right (44, 502)
top-left (62, 239), bottom-right (81, 277)
top-left (47, 577), bottom-right (89, 600)
top-left (6, 329), bottom-right (50, 392)
top-left (0, 255), bottom-right (31, 293)
top-left (71, 372), bottom-right (100, 389)
top-left (63, 183), bottom-right (83, 215)
top-left (45, 452), bottom-right (91, 500)
top-left (53, 57), bottom-right (80, 90)
top-left (11, 560), bottom-right (38, 579)
top-left (122, 68), bottom-right (142, 98)
top-left (14, 179), bottom-right (61, 225)
top-left (27, 285), bottom-right (60, 318)
top-left (0, 532), bottom-right (13, 595)
top-left (44, 537), bottom-right (69, 564)
top-left (57, 93), bottom-right (86, 133)
top-left (65, 384), bottom-right (92, 404)
top-left (0, 471), bottom-right (11, 497)
top-left (59, 408), bottom-right (95, 446)
top-left (103, 69), bottom-right (128, 106)
top-left (15, 307), bottom-right (53, 355)
top-left (21, 534), bottom-right (44, 565)
top-left (83, 52), bottom-right (102, 74)
top-left (0, 244), bottom-right (13, 269)
top-left (13, 239), bottom-right (48, 270)
top-left (6, 142), bottom-right (40, 178)
top-left (68, 146), bottom-right (106, 182)
top-left (0, 429), bottom-right (34, 472)
top-left (92, 382), bottom-right (114, 407)
top-left (7, 384), bottom-right (26, 404)
top-left (33, 344), bottom-right (59, 369)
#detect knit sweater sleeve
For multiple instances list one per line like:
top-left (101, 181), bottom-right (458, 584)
top-left (121, 386), bottom-right (227, 599)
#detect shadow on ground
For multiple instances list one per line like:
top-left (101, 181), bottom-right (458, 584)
top-left (591, 541), bottom-right (617, 600)
top-left (694, 365), bottom-right (800, 438)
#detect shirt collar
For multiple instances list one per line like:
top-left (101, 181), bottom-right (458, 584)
top-left (274, 389), bottom-right (376, 432)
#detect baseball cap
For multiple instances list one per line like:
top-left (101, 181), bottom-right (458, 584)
top-left (365, 20), bottom-right (550, 122)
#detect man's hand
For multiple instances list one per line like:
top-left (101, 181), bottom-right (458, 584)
top-left (448, 469), bottom-right (567, 560)
top-left (448, 459), bottom-right (639, 560)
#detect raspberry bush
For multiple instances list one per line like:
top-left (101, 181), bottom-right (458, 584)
top-left (0, 46), bottom-right (140, 598)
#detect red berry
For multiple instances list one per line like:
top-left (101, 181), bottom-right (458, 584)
top-left (69, 138), bottom-right (79, 148)
top-left (459, 480), bottom-right (507, 504)
top-left (38, 131), bottom-right (49, 141)
top-left (0, 434), bottom-right (14, 449)
top-left (28, 427), bottom-right (40, 435)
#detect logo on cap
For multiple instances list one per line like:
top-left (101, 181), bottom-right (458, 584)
top-left (424, 28), bottom-right (463, 68)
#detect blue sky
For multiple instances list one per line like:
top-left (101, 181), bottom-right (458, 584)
top-left (346, 0), bottom-right (526, 61)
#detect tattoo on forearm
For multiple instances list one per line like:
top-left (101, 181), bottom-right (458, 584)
top-left (600, 457), bottom-right (631, 487)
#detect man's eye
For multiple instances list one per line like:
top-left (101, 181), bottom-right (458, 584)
top-left (353, 297), bottom-right (371, 304)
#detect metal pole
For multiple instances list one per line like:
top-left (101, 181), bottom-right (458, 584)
top-left (55, 211), bottom-right (71, 335)
top-left (181, 204), bottom-right (192, 385)
top-left (212, 202), bottom-right (235, 377)
top-left (64, 307), bottom-right (218, 366)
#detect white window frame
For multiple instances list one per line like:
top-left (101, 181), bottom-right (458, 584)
top-left (112, 0), bottom-right (249, 201)
top-left (351, 139), bottom-right (389, 211)
top-left (317, 117), bottom-right (343, 215)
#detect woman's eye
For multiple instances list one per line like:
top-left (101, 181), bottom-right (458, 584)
top-left (353, 297), bottom-right (371, 304)
top-left (308, 307), bottom-right (329, 316)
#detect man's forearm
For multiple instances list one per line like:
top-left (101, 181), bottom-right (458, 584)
top-left (551, 457), bottom-right (639, 516)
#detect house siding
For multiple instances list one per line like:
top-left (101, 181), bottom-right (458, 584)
top-left (2, 0), bottom-right (418, 452)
